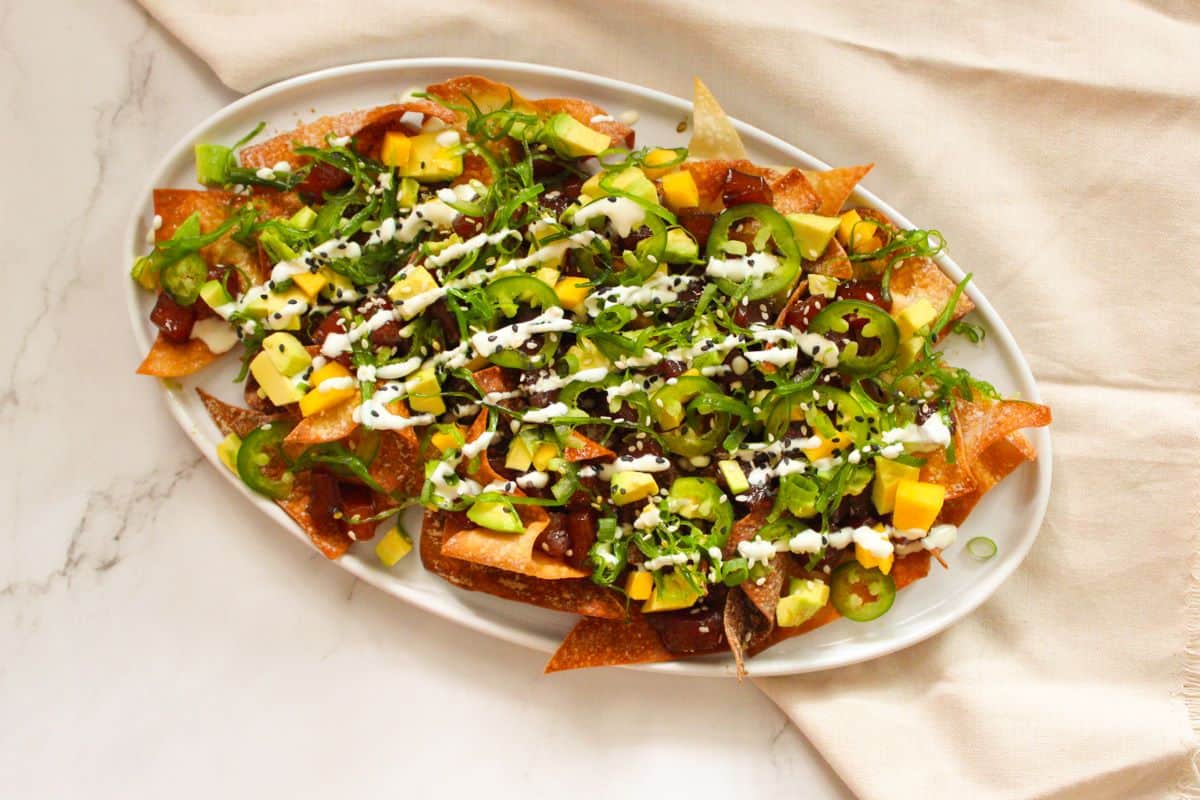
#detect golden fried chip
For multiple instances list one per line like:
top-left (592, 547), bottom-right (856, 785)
top-left (801, 164), bottom-right (874, 216)
top-left (889, 256), bottom-right (975, 322)
top-left (688, 77), bottom-right (746, 160)
top-left (544, 612), bottom-right (673, 673)
top-left (136, 335), bottom-right (221, 378)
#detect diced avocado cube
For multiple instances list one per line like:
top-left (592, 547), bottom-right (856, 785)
top-left (897, 336), bottom-right (925, 368)
top-left (375, 525), bottom-right (414, 567)
top-left (718, 460), bottom-right (750, 495)
top-left (542, 113), bottom-right (612, 158)
top-left (505, 437), bottom-right (534, 471)
top-left (786, 212), bottom-right (842, 261)
top-left (563, 337), bottom-right (610, 372)
top-left (642, 571), bottom-right (704, 613)
top-left (288, 206), bottom-right (317, 230)
top-left (776, 578), bottom-right (830, 627)
top-left (610, 471), bottom-right (659, 506)
top-left (808, 274), bottom-right (840, 299)
top-left (240, 288), bottom-right (272, 318)
top-left (249, 351), bottom-right (306, 406)
top-left (194, 143), bottom-right (232, 186)
top-left (397, 177), bottom-right (420, 209)
top-left (536, 267), bottom-right (562, 290)
top-left (467, 499), bottom-right (525, 534)
top-left (871, 457), bottom-right (922, 515)
top-left (216, 433), bottom-right (241, 474)
top-left (398, 132), bottom-right (463, 182)
top-left (581, 166), bottom-right (659, 207)
top-left (894, 298), bottom-right (939, 340)
top-left (320, 269), bottom-right (359, 303)
top-left (264, 287), bottom-right (309, 331)
top-left (406, 365), bottom-right (445, 415)
top-left (388, 265), bottom-right (440, 303)
top-left (662, 227), bottom-right (699, 264)
top-left (263, 332), bottom-right (312, 377)
top-left (199, 279), bottom-right (233, 311)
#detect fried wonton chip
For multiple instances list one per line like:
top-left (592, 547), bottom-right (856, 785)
top-left (369, 428), bottom-right (423, 496)
top-left (721, 508), bottom-right (786, 676)
top-left (688, 77), bottom-right (746, 160)
top-left (807, 237), bottom-right (854, 279)
top-left (421, 510), bottom-right (624, 619)
top-left (425, 75), bottom-right (537, 116)
top-left (683, 160), bottom-right (821, 214)
top-left (544, 612), bottom-right (673, 673)
top-left (563, 432), bottom-right (615, 462)
top-left (889, 256), bottom-right (975, 322)
top-left (936, 395), bottom-right (1051, 524)
top-left (801, 164), bottom-right (874, 216)
top-left (136, 335), bottom-right (221, 378)
top-left (197, 390), bottom-right (351, 557)
top-left (153, 188), bottom-right (263, 280)
top-left (724, 586), bottom-right (772, 679)
top-left (284, 399), bottom-right (358, 449)
top-left (442, 521), bottom-right (589, 580)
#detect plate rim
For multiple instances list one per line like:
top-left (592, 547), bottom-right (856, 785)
top-left (124, 57), bottom-right (1052, 678)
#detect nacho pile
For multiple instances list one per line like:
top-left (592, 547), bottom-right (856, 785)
top-left (132, 75), bottom-right (1050, 674)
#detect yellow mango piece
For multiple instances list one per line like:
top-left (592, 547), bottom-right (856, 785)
top-left (894, 298), bottom-right (938, 340)
top-left (531, 442), bottom-right (559, 472)
top-left (291, 270), bottom-right (328, 300)
top-left (837, 210), bottom-right (879, 253)
top-left (892, 479), bottom-right (947, 532)
top-left (642, 148), bottom-right (679, 179)
top-left (299, 361), bottom-right (356, 417)
top-left (554, 277), bottom-right (591, 311)
top-left (430, 427), bottom-right (463, 453)
top-left (661, 170), bottom-right (699, 210)
top-left (380, 132), bottom-right (412, 167)
top-left (802, 432), bottom-right (850, 462)
top-left (855, 543), bottom-right (894, 575)
top-left (871, 458), bottom-right (921, 515)
top-left (624, 570), bottom-right (654, 600)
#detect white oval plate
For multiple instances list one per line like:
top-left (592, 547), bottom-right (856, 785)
top-left (125, 58), bottom-right (1051, 677)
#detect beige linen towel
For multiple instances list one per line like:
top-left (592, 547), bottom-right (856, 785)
top-left (136, 1), bottom-right (1200, 796)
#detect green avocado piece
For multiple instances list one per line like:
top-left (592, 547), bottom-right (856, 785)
top-left (776, 578), bottom-right (830, 627)
top-left (581, 166), bottom-right (660, 207)
top-left (642, 571), bottom-right (705, 613)
top-left (249, 352), bottom-right (305, 406)
top-left (216, 433), bottom-right (241, 474)
top-left (467, 499), bottom-right (525, 534)
top-left (785, 212), bottom-right (842, 261)
top-left (397, 177), bottom-right (420, 210)
top-left (718, 460), bottom-right (751, 495)
top-left (610, 471), bottom-right (659, 506)
top-left (871, 457), bottom-right (922, 514)
top-left (662, 227), bottom-right (699, 264)
top-left (542, 113), bottom-right (612, 158)
top-left (198, 279), bottom-right (233, 311)
top-left (844, 463), bottom-right (875, 497)
top-left (263, 332), bottom-right (312, 377)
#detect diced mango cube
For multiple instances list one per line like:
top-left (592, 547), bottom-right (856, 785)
top-left (642, 148), bottom-right (679, 179)
top-left (298, 361), bottom-right (355, 417)
top-left (624, 570), bottom-right (654, 600)
top-left (380, 132), bottom-right (412, 167)
top-left (855, 543), bottom-right (894, 575)
top-left (892, 479), bottom-right (947, 532)
top-left (838, 210), bottom-right (879, 253)
top-left (505, 437), bottom-right (534, 471)
top-left (430, 427), bottom-right (463, 453)
top-left (802, 432), bottom-right (850, 462)
top-left (531, 442), bottom-right (559, 472)
top-left (292, 270), bottom-right (329, 299)
top-left (661, 170), bottom-right (699, 210)
top-left (388, 265), bottom-right (439, 303)
top-left (554, 277), bottom-right (591, 311)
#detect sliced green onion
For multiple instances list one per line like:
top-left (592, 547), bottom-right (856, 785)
top-left (966, 536), bottom-right (998, 560)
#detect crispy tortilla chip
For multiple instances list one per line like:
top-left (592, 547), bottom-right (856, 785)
top-left (889, 257), bottom-right (975, 322)
top-left (239, 101), bottom-right (455, 170)
top-left (563, 432), bottom-right (615, 462)
top-left (683, 160), bottom-right (821, 214)
top-left (750, 551), bottom-right (932, 655)
top-left (808, 237), bottom-right (854, 279)
top-left (533, 97), bottom-right (634, 149)
top-left (720, 508), bottom-right (785, 674)
top-left (724, 588), bottom-right (772, 679)
top-left (284, 399), bottom-right (358, 449)
top-left (937, 396), bottom-right (1050, 524)
top-left (369, 429), bottom-right (423, 496)
top-left (801, 165), bottom-right (874, 216)
top-left (442, 520), bottom-right (586, 580)
top-left (136, 335), bottom-right (221, 377)
top-left (197, 388), bottom-right (283, 437)
top-left (544, 612), bottom-right (673, 673)
top-left (688, 77), bottom-right (746, 160)
top-left (421, 510), bottom-right (624, 619)
top-left (276, 471), bottom-right (353, 560)
top-left (919, 426), bottom-right (977, 500)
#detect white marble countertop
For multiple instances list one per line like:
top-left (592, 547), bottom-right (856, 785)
top-left (0, 2), bottom-right (850, 796)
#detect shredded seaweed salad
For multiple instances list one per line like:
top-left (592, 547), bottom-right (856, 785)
top-left (133, 91), bottom-right (1003, 625)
